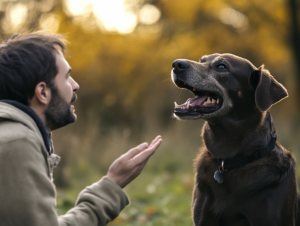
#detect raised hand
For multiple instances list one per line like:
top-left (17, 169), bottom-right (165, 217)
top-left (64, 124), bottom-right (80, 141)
top-left (107, 135), bottom-right (162, 188)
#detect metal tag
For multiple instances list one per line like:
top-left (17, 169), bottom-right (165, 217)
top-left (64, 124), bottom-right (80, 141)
top-left (214, 170), bottom-right (224, 183)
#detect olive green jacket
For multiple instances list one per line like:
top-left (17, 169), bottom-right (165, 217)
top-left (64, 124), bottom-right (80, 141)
top-left (0, 102), bottom-right (129, 226)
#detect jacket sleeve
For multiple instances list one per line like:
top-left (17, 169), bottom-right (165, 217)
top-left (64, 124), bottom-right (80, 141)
top-left (0, 132), bottom-right (129, 226)
top-left (58, 177), bottom-right (129, 226)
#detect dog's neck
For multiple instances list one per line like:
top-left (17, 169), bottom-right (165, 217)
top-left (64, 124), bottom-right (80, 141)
top-left (203, 111), bottom-right (275, 159)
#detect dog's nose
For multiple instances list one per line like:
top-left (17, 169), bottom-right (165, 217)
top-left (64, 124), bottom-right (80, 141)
top-left (172, 60), bottom-right (189, 72)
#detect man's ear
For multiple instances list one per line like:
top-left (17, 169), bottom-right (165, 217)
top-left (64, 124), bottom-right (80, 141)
top-left (250, 65), bottom-right (288, 111)
top-left (34, 82), bottom-right (51, 105)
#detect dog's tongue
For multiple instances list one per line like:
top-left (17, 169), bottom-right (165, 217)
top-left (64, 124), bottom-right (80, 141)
top-left (175, 96), bottom-right (208, 108)
top-left (190, 96), bottom-right (208, 107)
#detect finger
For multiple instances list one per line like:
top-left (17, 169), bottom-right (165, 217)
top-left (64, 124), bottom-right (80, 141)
top-left (132, 139), bottom-right (162, 163)
top-left (123, 142), bottom-right (149, 160)
top-left (149, 135), bottom-right (162, 148)
top-left (144, 138), bottom-right (162, 155)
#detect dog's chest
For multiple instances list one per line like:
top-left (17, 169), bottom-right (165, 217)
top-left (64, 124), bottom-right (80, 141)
top-left (194, 147), bottom-right (292, 218)
top-left (195, 151), bottom-right (269, 203)
top-left (195, 160), bottom-right (252, 221)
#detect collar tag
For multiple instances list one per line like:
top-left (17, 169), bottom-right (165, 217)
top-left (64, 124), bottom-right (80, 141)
top-left (214, 169), bottom-right (224, 183)
top-left (214, 160), bottom-right (227, 183)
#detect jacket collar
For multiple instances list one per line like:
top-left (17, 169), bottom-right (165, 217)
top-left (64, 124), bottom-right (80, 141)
top-left (0, 100), bottom-right (53, 155)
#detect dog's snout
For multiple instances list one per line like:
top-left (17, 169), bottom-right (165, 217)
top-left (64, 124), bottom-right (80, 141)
top-left (172, 60), bottom-right (189, 72)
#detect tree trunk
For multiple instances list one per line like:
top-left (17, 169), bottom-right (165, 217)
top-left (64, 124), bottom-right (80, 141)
top-left (288, 0), bottom-right (300, 92)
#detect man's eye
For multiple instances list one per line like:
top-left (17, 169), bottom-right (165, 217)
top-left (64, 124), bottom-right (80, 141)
top-left (217, 64), bottom-right (226, 69)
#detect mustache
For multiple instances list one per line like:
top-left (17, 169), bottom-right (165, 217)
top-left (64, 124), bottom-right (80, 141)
top-left (71, 93), bottom-right (77, 104)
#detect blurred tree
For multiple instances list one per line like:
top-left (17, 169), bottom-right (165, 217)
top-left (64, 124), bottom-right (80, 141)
top-left (0, 0), bottom-right (298, 131)
top-left (0, 0), bottom-right (298, 124)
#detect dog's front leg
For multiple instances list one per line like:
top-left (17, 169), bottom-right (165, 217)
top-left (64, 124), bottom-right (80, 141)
top-left (192, 185), bottom-right (202, 225)
top-left (192, 186), bottom-right (219, 226)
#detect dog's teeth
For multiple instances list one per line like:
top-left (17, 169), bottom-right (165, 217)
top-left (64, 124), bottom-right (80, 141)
top-left (174, 102), bottom-right (178, 108)
top-left (212, 99), bottom-right (216, 104)
top-left (187, 100), bottom-right (190, 109)
top-left (207, 98), bottom-right (211, 103)
top-left (217, 98), bottom-right (219, 104)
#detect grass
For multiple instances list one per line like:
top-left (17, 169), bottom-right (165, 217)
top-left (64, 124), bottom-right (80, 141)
top-left (109, 172), bottom-right (194, 226)
top-left (56, 170), bottom-right (195, 225)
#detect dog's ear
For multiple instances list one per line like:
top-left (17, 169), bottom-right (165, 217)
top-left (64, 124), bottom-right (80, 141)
top-left (251, 65), bottom-right (288, 111)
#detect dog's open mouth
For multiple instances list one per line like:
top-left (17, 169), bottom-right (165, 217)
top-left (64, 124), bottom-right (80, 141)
top-left (174, 79), bottom-right (223, 117)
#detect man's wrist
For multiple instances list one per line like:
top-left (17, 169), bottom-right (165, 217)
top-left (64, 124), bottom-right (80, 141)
top-left (106, 174), bottom-right (123, 188)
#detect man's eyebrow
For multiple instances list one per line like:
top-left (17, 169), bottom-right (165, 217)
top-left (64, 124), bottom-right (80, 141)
top-left (66, 68), bottom-right (72, 77)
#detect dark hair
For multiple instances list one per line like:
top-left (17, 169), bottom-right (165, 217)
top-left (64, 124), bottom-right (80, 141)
top-left (0, 31), bottom-right (67, 105)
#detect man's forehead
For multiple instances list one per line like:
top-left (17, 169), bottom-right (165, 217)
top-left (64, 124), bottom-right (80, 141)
top-left (55, 50), bottom-right (66, 60)
top-left (55, 50), bottom-right (71, 77)
top-left (55, 51), bottom-right (70, 66)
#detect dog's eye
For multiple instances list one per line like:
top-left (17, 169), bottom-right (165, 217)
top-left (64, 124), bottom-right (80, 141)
top-left (217, 64), bottom-right (226, 69)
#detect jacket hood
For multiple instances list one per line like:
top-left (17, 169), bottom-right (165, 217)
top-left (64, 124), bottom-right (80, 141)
top-left (0, 100), bottom-right (53, 155)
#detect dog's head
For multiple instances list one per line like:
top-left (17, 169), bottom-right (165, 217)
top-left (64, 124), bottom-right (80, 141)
top-left (171, 53), bottom-right (288, 121)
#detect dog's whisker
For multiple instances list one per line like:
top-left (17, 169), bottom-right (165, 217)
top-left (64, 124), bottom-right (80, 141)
top-left (160, 77), bottom-right (171, 84)
top-left (176, 89), bottom-right (183, 102)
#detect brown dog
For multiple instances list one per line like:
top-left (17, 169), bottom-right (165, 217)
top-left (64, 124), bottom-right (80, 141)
top-left (171, 53), bottom-right (299, 226)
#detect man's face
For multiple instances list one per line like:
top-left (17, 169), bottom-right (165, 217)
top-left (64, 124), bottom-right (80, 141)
top-left (45, 51), bottom-right (79, 131)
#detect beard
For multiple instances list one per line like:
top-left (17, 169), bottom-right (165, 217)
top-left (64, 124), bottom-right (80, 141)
top-left (45, 85), bottom-right (77, 131)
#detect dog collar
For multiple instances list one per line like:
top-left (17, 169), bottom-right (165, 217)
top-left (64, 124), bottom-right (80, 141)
top-left (212, 135), bottom-right (277, 183)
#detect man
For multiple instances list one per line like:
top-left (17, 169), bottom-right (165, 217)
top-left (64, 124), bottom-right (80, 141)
top-left (0, 32), bottom-right (162, 226)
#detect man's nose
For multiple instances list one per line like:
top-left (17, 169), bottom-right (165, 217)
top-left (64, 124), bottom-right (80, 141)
top-left (69, 77), bottom-right (80, 92)
top-left (172, 59), bottom-right (189, 73)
